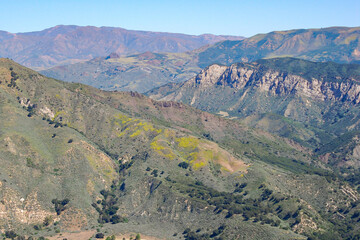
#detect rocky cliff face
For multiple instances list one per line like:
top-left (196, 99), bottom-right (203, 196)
top-left (170, 62), bottom-right (360, 104)
top-left (147, 58), bottom-right (360, 135)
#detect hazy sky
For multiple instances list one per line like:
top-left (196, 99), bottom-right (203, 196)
top-left (1, 0), bottom-right (359, 37)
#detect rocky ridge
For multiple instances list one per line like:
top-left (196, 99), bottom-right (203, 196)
top-left (149, 58), bottom-right (360, 120)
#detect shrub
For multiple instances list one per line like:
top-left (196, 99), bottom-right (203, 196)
top-left (178, 161), bottom-right (189, 169)
top-left (95, 233), bottom-right (104, 239)
top-left (5, 230), bottom-right (17, 239)
top-left (51, 198), bottom-right (70, 215)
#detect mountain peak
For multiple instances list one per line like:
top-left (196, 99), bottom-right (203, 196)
top-left (0, 25), bottom-right (245, 69)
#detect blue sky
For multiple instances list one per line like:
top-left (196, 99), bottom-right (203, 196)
top-left (1, 0), bottom-right (359, 37)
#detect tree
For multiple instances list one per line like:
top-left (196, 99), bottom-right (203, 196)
top-left (95, 233), bottom-right (104, 239)
top-left (5, 230), bottom-right (17, 239)
top-left (178, 161), bottom-right (189, 169)
top-left (120, 182), bottom-right (126, 191)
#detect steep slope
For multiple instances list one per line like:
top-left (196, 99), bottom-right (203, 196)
top-left (0, 25), bottom-right (244, 69)
top-left (1, 58), bottom-right (360, 239)
top-left (146, 57), bottom-right (360, 192)
top-left (147, 58), bottom-right (360, 145)
top-left (198, 26), bottom-right (360, 67)
top-left (41, 27), bottom-right (360, 93)
top-left (41, 51), bottom-right (201, 93)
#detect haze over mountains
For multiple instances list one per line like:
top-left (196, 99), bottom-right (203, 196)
top-left (41, 26), bottom-right (360, 93)
top-left (0, 25), bottom-right (244, 69)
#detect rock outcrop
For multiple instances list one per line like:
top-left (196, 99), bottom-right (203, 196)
top-left (148, 58), bottom-right (360, 133)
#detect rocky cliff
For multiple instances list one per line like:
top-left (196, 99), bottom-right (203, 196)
top-left (147, 58), bottom-right (360, 145)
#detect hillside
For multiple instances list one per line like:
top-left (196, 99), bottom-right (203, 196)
top-left (41, 26), bottom-right (360, 93)
top-left (1, 58), bottom-right (360, 239)
top-left (198, 26), bottom-right (360, 68)
top-left (41, 51), bottom-right (201, 93)
top-left (147, 58), bottom-right (360, 173)
top-left (0, 25), bottom-right (244, 70)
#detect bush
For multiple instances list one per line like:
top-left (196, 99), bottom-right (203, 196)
top-left (151, 169), bottom-right (158, 177)
top-left (95, 233), bottom-right (104, 238)
top-left (178, 161), bottom-right (189, 169)
top-left (5, 230), bottom-right (17, 239)
top-left (51, 198), bottom-right (70, 215)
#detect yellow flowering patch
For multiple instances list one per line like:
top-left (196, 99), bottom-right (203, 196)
top-left (150, 138), bottom-right (175, 159)
top-left (113, 113), bottom-right (161, 138)
top-left (176, 136), bottom-right (199, 150)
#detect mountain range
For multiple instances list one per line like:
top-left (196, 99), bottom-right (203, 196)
top-left (197, 26), bottom-right (360, 68)
top-left (1, 58), bottom-right (360, 239)
top-left (41, 26), bottom-right (360, 93)
top-left (0, 25), bottom-right (244, 70)
top-left (1, 24), bottom-right (360, 239)
top-left (147, 57), bottom-right (360, 179)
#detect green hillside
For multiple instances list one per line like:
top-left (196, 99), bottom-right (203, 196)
top-left (1, 58), bottom-right (360, 239)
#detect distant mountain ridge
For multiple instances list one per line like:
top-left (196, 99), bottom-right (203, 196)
top-left (41, 26), bottom-right (360, 93)
top-left (0, 25), bottom-right (244, 69)
top-left (198, 26), bottom-right (360, 67)
top-left (41, 51), bottom-right (201, 93)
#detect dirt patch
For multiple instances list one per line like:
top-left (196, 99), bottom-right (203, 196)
top-left (218, 111), bottom-right (229, 117)
top-left (199, 141), bottom-right (248, 173)
top-left (48, 230), bottom-right (96, 240)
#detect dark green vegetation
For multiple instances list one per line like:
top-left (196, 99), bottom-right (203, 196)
top-left (1, 58), bottom-right (360, 239)
top-left (51, 198), bottom-right (70, 215)
top-left (41, 26), bottom-right (360, 93)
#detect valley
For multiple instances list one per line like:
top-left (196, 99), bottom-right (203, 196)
top-left (1, 58), bottom-right (360, 239)
top-left (0, 21), bottom-right (359, 240)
